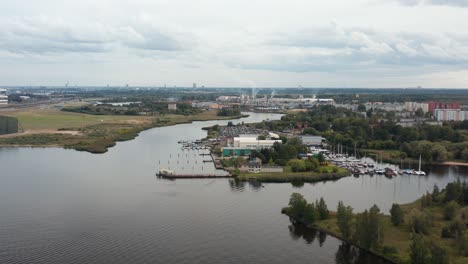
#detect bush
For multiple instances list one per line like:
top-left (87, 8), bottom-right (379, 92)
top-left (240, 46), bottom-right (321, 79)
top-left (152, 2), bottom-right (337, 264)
top-left (410, 210), bottom-right (432, 235)
top-left (444, 201), bottom-right (459, 220)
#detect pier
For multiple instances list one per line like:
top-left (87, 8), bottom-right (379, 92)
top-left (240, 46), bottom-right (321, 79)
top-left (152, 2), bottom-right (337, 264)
top-left (157, 173), bottom-right (232, 179)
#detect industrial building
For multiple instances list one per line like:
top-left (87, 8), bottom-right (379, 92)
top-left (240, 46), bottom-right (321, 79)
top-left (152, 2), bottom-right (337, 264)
top-left (0, 88), bottom-right (8, 105)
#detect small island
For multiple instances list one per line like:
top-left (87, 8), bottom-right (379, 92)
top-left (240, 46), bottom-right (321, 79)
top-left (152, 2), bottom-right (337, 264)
top-left (282, 181), bottom-right (468, 264)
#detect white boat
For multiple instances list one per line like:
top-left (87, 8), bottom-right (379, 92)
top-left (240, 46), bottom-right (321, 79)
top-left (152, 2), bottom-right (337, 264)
top-left (414, 155), bottom-right (426, 176)
top-left (158, 169), bottom-right (175, 176)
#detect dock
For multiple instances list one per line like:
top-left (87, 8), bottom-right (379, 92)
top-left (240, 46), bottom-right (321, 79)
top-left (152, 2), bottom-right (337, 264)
top-left (157, 173), bottom-right (232, 179)
top-left (211, 152), bottom-right (224, 170)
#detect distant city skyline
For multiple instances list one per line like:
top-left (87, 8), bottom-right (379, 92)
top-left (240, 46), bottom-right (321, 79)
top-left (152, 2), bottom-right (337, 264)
top-left (1, 0), bottom-right (468, 88)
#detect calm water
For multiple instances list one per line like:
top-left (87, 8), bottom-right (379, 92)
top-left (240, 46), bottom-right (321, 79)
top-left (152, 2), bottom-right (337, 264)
top-left (1, 112), bottom-right (467, 264)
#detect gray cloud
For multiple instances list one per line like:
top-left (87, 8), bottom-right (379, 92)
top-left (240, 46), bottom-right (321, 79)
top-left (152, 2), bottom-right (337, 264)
top-left (223, 27), bottom-right (468, 74)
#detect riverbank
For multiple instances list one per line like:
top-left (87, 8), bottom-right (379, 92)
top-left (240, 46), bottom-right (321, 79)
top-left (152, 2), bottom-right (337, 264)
top-left (0, 109), bottom-right (248, 153)
top-left (283, 193), bottom-right (468, 264)
top-left (236, 166), bottom-right (349, 183)
top-left (362, 149), bottom-right (468, 167)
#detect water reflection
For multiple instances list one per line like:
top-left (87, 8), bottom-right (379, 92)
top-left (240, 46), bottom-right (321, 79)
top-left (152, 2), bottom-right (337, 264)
top-left (228, 178), bottom-right (246, 192)
top-left (288, 221), bottom-right (391, 264)
top-left (291, 181), bottom-right (305, 188)
top-left (335, 243), bottom-right (390, 264)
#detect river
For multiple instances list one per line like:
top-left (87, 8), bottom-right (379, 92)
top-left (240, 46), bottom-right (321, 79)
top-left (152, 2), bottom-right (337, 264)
top-left (0, 112), bottom-right (466, 264)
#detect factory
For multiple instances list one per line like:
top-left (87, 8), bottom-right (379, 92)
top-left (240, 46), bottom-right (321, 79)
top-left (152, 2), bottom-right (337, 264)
top-left (215, 93), bottom-right (334, 110)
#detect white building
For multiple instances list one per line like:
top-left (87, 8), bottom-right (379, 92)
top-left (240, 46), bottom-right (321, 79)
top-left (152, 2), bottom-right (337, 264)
top-left (168, 103), bottom-right (177, 111)
top-left (233, 136), bottom-right (282, 149)
top-left (404, 102), bottom-right (429, 113)
top-left (434, 109), bottom-right (468, 121)
top-left (0, 89), bottom-right (8, 105)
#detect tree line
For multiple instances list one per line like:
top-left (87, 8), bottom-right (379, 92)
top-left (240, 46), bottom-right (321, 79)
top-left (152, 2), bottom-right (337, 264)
top-left (258, 105), bottom-right (468, 162)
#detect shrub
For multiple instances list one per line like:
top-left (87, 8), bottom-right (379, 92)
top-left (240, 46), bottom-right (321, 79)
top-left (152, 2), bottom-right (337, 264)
top-left (444, 201), bottom-right (459, 220)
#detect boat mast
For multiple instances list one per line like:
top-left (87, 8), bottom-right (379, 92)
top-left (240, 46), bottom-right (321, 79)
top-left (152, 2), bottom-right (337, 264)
top-left (419, 154), bottom-right (422, 172)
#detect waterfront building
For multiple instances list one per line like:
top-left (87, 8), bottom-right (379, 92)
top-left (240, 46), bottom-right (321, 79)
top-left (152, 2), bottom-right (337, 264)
top-left (233, 136), bottom-right (281, 149)
top-left (222, 136), bottom-right (282, 157)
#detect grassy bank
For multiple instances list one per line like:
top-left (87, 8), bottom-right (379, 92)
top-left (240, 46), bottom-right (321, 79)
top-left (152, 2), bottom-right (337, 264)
top-left (283, 195), bottom-right (468, 264)
top-left (237, 166), bottom-right (349, 183)
top-left (0, 109), bottom-right (247, 153)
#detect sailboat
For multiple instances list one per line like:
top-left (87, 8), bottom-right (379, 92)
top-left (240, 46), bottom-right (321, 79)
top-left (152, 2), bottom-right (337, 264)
top-left (414, 155), bottom-right (426, 176)
top-left (375, 153), bottom-right (385, 175)
top-left (398, 159), bottom-right (405, 175)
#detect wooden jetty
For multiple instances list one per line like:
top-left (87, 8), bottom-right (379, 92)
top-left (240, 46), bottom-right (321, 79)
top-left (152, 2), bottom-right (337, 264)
top-left (157, 173), bottom-right (232, 179)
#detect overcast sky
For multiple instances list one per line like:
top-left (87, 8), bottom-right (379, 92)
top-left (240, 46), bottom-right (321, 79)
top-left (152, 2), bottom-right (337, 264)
top-left (1, 0), bottom-right (468, 88)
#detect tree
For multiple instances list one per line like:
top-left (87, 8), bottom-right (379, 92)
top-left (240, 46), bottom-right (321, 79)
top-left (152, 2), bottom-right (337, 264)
top-left (432, 185), bottom-right (440, 203)
top-left (431, 243), bottom-right (450, 264)
top-left (431, 144), bottom-right (448, 162)
top-left (288, 193), bottom-right (307, 219)
top-left (288, 159), bottom-right (306, 172)
top-left (368, 205), bottom-right (384, 250)
top-left (410, 234), bottom-right (431, 264)
top-left (415, 108), bottom-right (424, 118)
top-left (317, 152), bottom-right (326, 164)
top-left (445, 181), bottom-right (462, 203)
top-left (355, 210), bottom-right (371, 248)
top-left (357, 104), bottom-right (366, 112)
top-left (444, 201), bottom-right (459, 220)
top-left (303, 203), bottom-right (318, 224)
top-left (461, 148), bottom-right (468, 162)
top-left (421, 192), bottom-right (433, 208)
top-left (390, 203), bottom-right (404, 226)
top-left (316, 198), bottom-right (329, 220)
top-left (336, 201), bottom-right (354, 240)
top-left (410, 210), bottom-right (432, 235)
top-left (458, 231), bottom-right (468, 257)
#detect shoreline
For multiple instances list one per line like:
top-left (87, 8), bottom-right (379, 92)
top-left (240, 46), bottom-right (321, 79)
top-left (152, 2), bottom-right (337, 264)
top-left (236, 171), bottom-right (350, 183)
top-left (282, 212), bottom-right (397, 264)
top-left (440, 161), bottom-right (468, 167)
top-left (0, 113), bottom-right (249, 154)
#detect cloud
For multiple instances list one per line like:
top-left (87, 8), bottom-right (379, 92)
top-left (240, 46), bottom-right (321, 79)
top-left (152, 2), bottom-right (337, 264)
top-left (394, 0), bottom-right (468, 7)
top-left (221, 25), bottom-right (468, 74)
top-left (0, 16), bottom-right (187, 54)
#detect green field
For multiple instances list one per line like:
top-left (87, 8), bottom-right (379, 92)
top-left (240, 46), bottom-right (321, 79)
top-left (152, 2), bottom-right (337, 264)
top-left (4, 109), bottom-right (152, 130)
top-left (0, 109), bottom-right (246, 153)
